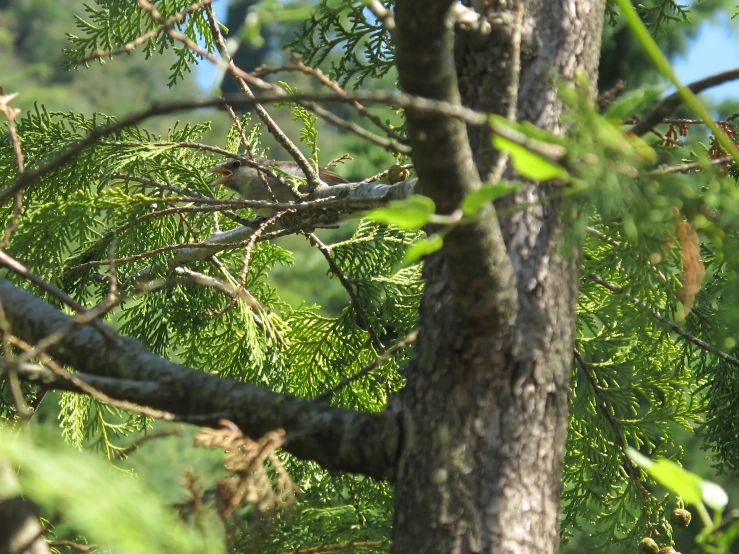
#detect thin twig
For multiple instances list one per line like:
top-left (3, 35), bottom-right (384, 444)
top-left (325, 154), bottom-right (353, 169)
top-left (631, 68), bottom-right (739, 136)
top-left (72, 0), bottom-right (215, 65)
top-left (573, 349), bottom-right (656, 515)
top-left (111, 173), bottom-right (253, 226)
top-left (203, 257), bottom-right (288, 348)
top-left (106, 240), bottom-right (118, 301)
top-left (0, 295), bottom-right (33, 419)
top-left (306, 232), bottom-right (386, 354)
top-left (649, 127), bottom-right (684, 147)
top-left (240, 211), bottom-right (290, 286)
top-left (0, 91), bottom-right (25, 249)
top-left (114, 140), bottom-right (303, 192)
top-left (491, 3), bottom-right (524, 183)
top-left (587, 273), bottom-right (739, 368)
top-left (287, 541), bottom-right (387, 554)
top-left (8, 334), bottom-right (173, 420)
top-left (596, 80), bottom-right (626, 107)
top-left (0, 91), bottom-right (517, 206)
top-left (316, 330), bottom-right (417, 402)
top-left (199, 3), bottom-right (320, 189)
top-left (133, 1), bottom-right (269, 88)
top-left (49, 540), bottom-right (99, 553)
top-left (0, 251), bottom-right (120, 342)
top-left (300, 98), bottom-right (411, 154)
top-left (285, 55), bottom-right (404, 142)
top-left (112, 428), bottom-right (184, 460)
top-left (648, 156), bottom-right (733, 176)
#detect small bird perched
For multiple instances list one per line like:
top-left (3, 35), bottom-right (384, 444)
top-left (209, 157), bottom-right (348, 207)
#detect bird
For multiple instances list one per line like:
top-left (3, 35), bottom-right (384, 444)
top-left (209, 157), bottom-right (348, 207)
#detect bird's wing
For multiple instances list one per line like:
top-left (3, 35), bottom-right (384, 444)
top-left (318, 167), bottom-right (349, 186)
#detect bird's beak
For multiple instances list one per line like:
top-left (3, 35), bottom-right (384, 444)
top-left (209, 165), bottom-right (232, 186)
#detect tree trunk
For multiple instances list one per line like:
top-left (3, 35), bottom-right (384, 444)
top-left (391, 1), bottom-right (605, 553)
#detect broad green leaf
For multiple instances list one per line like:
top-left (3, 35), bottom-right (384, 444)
top-left (461, 181), bottom-right (523, 215)
top-left (627, 448), bottom-right (703, 505)
top-left (489, 115), bottom-right (566, 146)
top-left (492, 136), bottom-right (567, 181)
top-left (404, 235), bottom-right (443, 265)
top-left (368, 196), bottom-right (436, 230)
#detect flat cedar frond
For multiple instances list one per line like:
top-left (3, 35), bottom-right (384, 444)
top-left (65, 0), bottom-right (215, 86)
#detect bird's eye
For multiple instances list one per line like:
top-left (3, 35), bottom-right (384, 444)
top-left (229, 159), bottom-right (241, 169)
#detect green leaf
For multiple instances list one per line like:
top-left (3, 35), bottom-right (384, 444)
top-left (404, 235), bottom-right (443, 265)
top-left (627, 448), bottom-right (703, 505)
top-left (489, 115), bottom-right (566, 146)
top-left (461, 181), bottom-right (523, 216)
top-left (492, 136), bottom-right (567, 181)
top-left (368, 196), bottom-right (436, 230)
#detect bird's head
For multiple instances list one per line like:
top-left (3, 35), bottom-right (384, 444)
top-left (209, 158), bottom-right (251, 187)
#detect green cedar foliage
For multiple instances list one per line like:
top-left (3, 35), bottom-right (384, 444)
top-left (2, 1), bottom-right (739, 554)
top-left (65, 0), bottom-right (217, 87)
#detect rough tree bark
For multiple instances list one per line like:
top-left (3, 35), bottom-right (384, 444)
top-left (0, 1), bottom-right (607, 553)
top-left (392, 1), bottom-right (605, 553)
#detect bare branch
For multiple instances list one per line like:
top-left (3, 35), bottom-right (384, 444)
top-left (60, 178), bottom-right (416, 277)
top-left (596, 80), bottom-right (626, 107)
top-left (8, 335), bottom-right (173, 420)
top-left (306, 232), bottom-right (386, 354)
top-left (0, 277), bottom-right (399, 479)
top-left (631, 68), bottom-right (739, 137)
top-left (112, 429), bottom-right (184, 460)
top-left (365, 0), bottom-right (395, 33)
top-left (285, 541), bottom-right (387, 554)
top-left (648, 156), bottom-right (733, 176)
top-left (0, 251), bottom-right (120, 342)
top-left (0, 91), bottom-right (548, 207)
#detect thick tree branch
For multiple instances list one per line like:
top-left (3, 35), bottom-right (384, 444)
top-left (0, 278), bottom-right (398, 480)
top-left (395, 0), bottom-right (517, 331)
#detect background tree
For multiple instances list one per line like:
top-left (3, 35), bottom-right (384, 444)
top-left (2, 1), bottom-right (739, 554)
